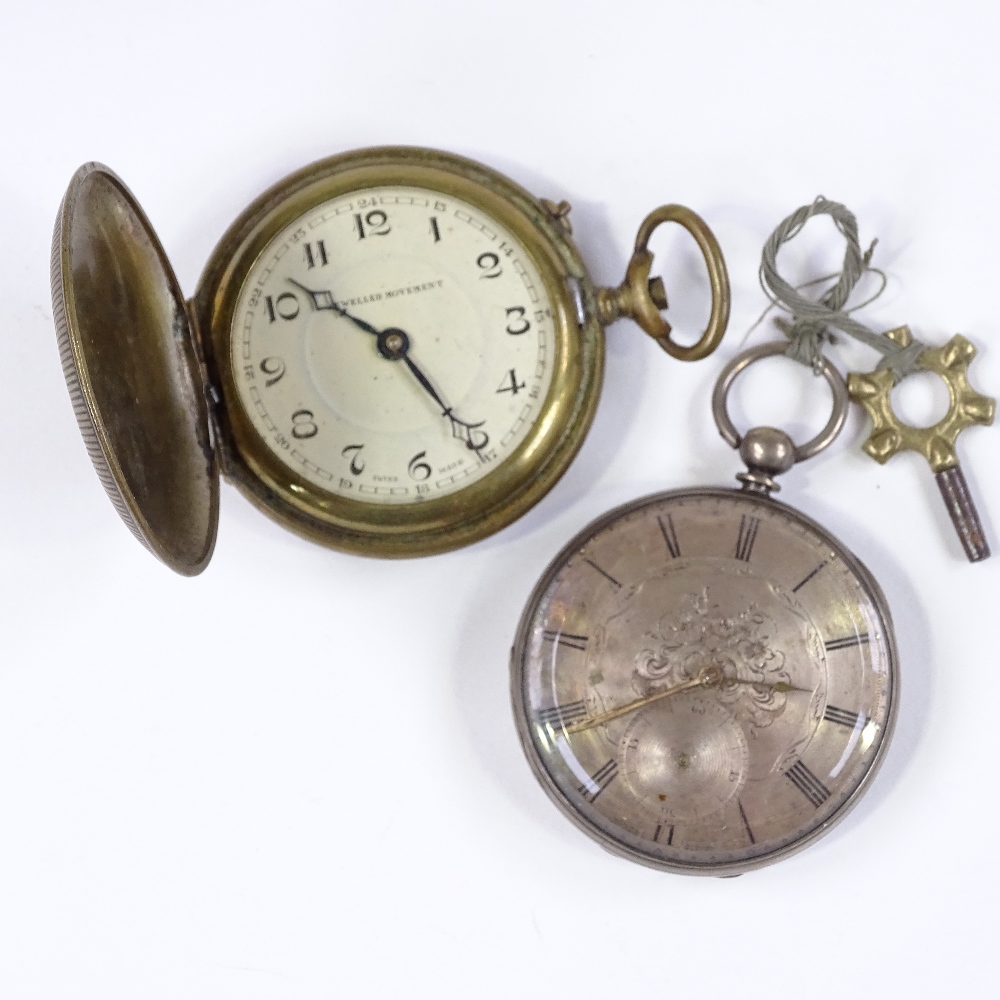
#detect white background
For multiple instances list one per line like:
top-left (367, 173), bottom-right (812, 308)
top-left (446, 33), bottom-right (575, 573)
top-left (1, 1), bottom-right (997, 996)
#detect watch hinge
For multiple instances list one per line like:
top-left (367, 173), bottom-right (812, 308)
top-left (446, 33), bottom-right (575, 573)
top-left (185, 299), bottom-right (224, 460)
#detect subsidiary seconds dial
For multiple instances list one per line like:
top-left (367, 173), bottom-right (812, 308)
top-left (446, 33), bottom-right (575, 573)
top-left (232, 184), bottom-right (556, 504)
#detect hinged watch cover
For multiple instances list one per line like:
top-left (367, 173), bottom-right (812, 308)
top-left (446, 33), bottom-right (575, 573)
top-left (51, 163), bottom-right (219, 575)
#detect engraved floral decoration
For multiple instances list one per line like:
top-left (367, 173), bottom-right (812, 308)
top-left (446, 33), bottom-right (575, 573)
top-left (633, 586), bottom-right (795, 731)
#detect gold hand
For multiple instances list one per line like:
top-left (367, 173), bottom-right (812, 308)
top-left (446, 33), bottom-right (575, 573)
top-left (563, 668), bottom-right (812, 735)
top-left (724, 676), bottom-right (813, 695)
top-left (564, 670), bottom-right (711, 734)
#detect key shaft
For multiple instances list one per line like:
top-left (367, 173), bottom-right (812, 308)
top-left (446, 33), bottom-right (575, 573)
top-left (936, 465), bottom-right (990, 562)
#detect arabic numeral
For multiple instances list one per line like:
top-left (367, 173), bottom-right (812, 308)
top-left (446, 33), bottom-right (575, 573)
top-left (505, 306), bottom-right (530, 335)
top-left (291, 409), bottom-right (318, 439)
top-left (408, 451), bottom-right (432, 481)
top-left (355, 209), bottom-right (391, 239)
top-left (303, 240), bottom-right (328, 268)
top-left (496, 368), bottom-right (526, 395)
top-left (342, 443), bottom-right (365, 475)
top-left (259, 357), bottom-right (286, 387)
top-left (265, 293), bottom-right (299, 323)
top-left (477, 252), bottom-right (502, 279)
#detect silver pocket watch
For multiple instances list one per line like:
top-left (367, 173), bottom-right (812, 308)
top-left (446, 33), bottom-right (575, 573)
top-left (511, 342), bottom-right (898, 876)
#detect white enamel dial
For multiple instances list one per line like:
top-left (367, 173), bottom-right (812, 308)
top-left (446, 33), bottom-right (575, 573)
top-left (231, 185), bottom-right (557, 504)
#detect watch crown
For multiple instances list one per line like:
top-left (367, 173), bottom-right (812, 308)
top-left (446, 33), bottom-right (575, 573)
top-left (736, 426), bottom-right (796, 494)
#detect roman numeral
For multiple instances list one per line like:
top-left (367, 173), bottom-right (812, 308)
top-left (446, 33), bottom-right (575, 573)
top-left (584, 558), bottom-right (622, 589)
top-left (785, 760), bottom-right (831, 808)
top-left (579, 760), bottom-right (618, 802)
top-left (792, 561), bottom-right (827, 593)
top-left (738, 800), bottom-right (756, 845)
top-left (537, 700), bottom-right (588, 728)
top-left (542, 630), bottom-right (589, 651)
top-left (734, 515), bottom-right (760, 561)
top-left (657, 514), bottom-right (681, 558)
top-left (823, 705), bottom-right (863, 729)
top-left (654, 823), bottom-right (674, 845)
top-left (824, 633), bottom-right (870, 652)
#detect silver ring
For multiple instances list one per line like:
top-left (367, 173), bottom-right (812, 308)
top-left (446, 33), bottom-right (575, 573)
top-left (711, 342), bottom-right (849, 462)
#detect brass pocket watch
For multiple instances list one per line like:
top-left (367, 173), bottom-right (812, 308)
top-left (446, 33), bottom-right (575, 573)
top-left (511, 343), bottom-right (898, 875)
top-left (51, 146), bottom-right (729, 573)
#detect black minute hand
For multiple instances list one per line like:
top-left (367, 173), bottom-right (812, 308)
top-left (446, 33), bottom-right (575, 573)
top-left (288, 278), bottom-right (380, 337)
top-left (400, 354), bottom-right (450, 414)
top-left (389, 338), bottom-right (489, 454)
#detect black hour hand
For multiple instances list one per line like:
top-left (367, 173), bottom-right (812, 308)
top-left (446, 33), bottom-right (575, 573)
top-left (287, 278), bottom-right (380, 337)
top-left (288, 277), bottom-right (336, 311)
